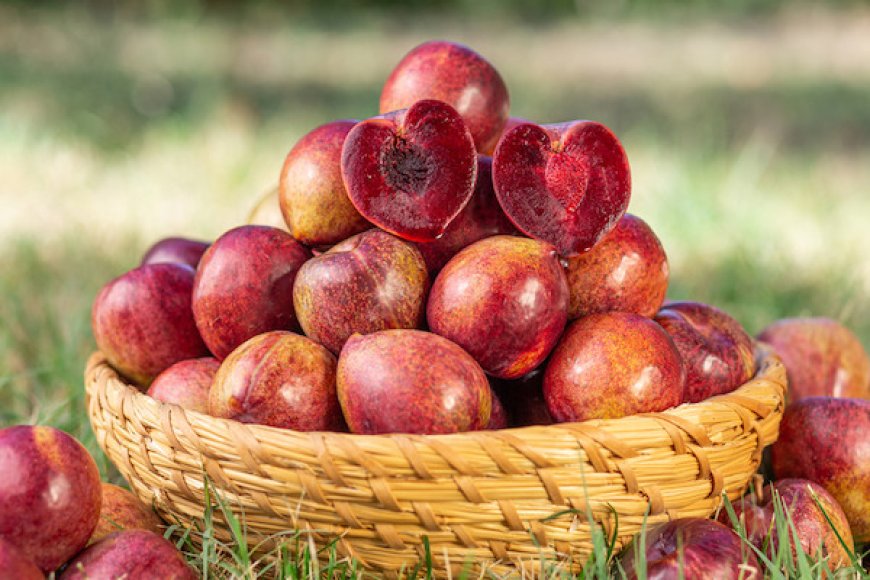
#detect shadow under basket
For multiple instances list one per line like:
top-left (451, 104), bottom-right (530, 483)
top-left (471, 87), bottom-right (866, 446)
top-left (86, 347), bottom-right (786, 577)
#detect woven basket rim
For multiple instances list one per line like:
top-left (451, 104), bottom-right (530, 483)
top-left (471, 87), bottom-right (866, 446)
top-left (86, 345), bottom-right (785, 443)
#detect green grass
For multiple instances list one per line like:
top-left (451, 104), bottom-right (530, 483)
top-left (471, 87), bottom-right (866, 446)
top-left (1, 3), bottom-right (870, 577)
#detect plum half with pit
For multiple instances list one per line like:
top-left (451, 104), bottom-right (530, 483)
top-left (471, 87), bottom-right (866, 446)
top-left (380, 40), bottom-right (509, 154)
top-left (193, 225), bottom-right (311, 360)
top-left (341, 99), bottom-right (477, 242)
top-left (427, 235), bottom-right (568, 379)
top-left (493, 120), bottom-right (631, 256)
top-left (293, 229), bottom-right (429, 355)
top-left (337, 330), bottom-right (490, 434)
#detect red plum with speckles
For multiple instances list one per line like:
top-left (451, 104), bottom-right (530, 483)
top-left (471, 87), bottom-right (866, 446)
top-left (0, 426), bottom-right (102, 573)
top-left (147, 357), bottom-right (219, 414)
top-left (380, 40), bottom-right (509, 154)
top-left (544, 312), bottom-right (685, 422)
top-left (60, 530), bottom-right (195, 580)
top-left (565, 214), bottom-right (668, 319)
top-left (427, 235), bottom-right (569, 380)
top-left (341, 99), bottom-right (477, 242)
top-left (92, 263), bottom-right (208, 386)
top-left (771, 397), bottom-right (870, 542)
top-left (493, 120), bottom-right (631, 257)
top-left (210, 331), bottom-right (343, 431)
top-left (89, 483), bottom-right (162, 545)
top-left (192, 225), bottom-right (311, 360)
top-left (655, 301), bottom-right (755, 403)
top-left (293, 229), bottom-right (429, 355)
top-left (337, 330), bottom-right (490, 434)
top-left (0, 538), bottom-right (42, 580)
top-left (279, 120), bottom-right (370, 246)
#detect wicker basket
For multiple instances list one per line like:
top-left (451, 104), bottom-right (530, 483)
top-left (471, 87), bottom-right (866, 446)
top-left (86, 347), bottom-right (786, 577)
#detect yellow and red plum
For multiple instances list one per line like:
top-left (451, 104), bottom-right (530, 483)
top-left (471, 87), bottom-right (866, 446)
top-left (566, 214), bottom-right (668, 319)
top-left (193, 225), bottom-right (311, 360)
top-left (0, 538), bottom-right (43, 580)
top-left (757, 318), bottom-right (870, 402)
top-left (209, 331), bottom-right (343, 431)
top-left (89, 483), bottom-right (163, 545)
top-left (0, 426), bottom-right (102, 573)
top-left (771, 397), bottom-right (870, 542)
top-left (720, 479), bottom-right (854, 569)
top-left (544, 312), bottom-right (685, 422)
top-left (293, 229), bottom-right (429, 354)
top-left (380, 40), bottom-right (509, 154)
top-left (427, 236), bottom-right (569, 379)
top-left (60, 530), bottom-right (195, 580)
top-left (415, 156), bottom-right (517, 273)
top-left (146, 357), bottom-right (219, 414)
top-left (279, 120), bottom-right (370, 246)
top-left (141, 237), bottom-right (209, 269)
top-left (493, 121), bottom-right (631, 257)
top-left (654, 301), bottom-right (755, 403)
top-left (337, 330), bottom-right (490, 434)
top-left (92, 263), bottom-right (208, 387)
top-left (341, 100), bottom-right (477, 242)
top-left (620, 518), bottom-right (760, 580)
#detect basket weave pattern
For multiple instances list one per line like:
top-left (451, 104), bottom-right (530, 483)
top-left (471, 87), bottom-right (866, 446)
top-left (86, 348), bottom-right (786, 577)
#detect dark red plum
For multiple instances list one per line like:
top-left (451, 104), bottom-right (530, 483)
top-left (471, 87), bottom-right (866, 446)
top-left (492, 368), bottom-right (554, 427)
top-left (427, 236), bottom-right (569, 379)
top-left (758, 318), bottom-right (870, 402)
top-left (544, 313), bottom-right (685, 422)
top-left (141, 237), bottom-right (209, 269)
top-left (92, 263), bottom-right (208, 386)
top-left (720, 479), bottom-right (854, 569)
top-left (655, 301), bottom-right (755, 403)
top-left (0, 538), bottom-right (43, 580)
top-left (620, 518), bottom-right (760, 580)
top-left (146, 357), bottom-right (219, 414)
top-left (380, 40), bottom-right (509, 154)
top-left (337, 330), bottom-right (490, 434)
top-left (0, 426), bottom-right (102, 573)
top-left (210, 331), bottom-right (344, 431)
top-left (193, 225), bottom-right (311, 360)
top-left (90, 484), bottom-right (163, 545)
top-left (565, 214), bottom-right (668, 319)
top-left (60, 530), bottom-right (195, 580)
top-left (341, 99), bottom-right (477, 242)
top-left (293, 229), bottom-right (428, 354)
top-left (493, 120), bottom-right (631, 256)
top-left (485, 386), bottom-right (509, 430)
top-left (415, 156), bottom-right (517, 273)
top-left (279, 120), bottom-right (370, 246)
top-left (771, 397), bottom-right (870, 542)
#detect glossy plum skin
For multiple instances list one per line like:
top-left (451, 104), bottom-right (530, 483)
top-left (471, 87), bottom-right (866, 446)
top-left (92, 263), bottom-right (208, 387)
top-left (544, 312), bottom-right (685, 422)
top-left (565, 214), bottom-right (668, 319)
top-left (146, 357), bottom-right (219, 414)
top-left (89, 484), bottom-right (163, 545)
top-left (141, 237), bottom-right (210, 269)
top-left (59, 530), bottom-right (195, 580)
top-left (209, 331), bottom-right (344, 431)
top-left (279, 120), bottom-right (370, 246)
top-left (341, 99), bottom-right (477, 242)
top-left (493, 121), bottom-right (631, 257)
top-left (427, 236), bottom-right (569, 379)
top-left (771, 397), bottom-right (870, 542)
top-left (0, 426), bottom-right (102, 573)
top-left (415, 156), bottom-right (517, 273)
top-left (380, 40), bottom-right (509, 154)
top-left (485, 386), bottom-right (509, 430)
top-left (654, 301), bottom-right (755, 403)
top-left (193, 225), bottom-right (311, 360)
top-left (757, 318), bottom-right (870, 402)
top-left (491, 368), bottom-right (554, 426)
top-left (720, 479), bottom-right (854, 569)
top-left (0, 537), bottom-right (43, 580)
top-left (294, 229), bottom-right (429, 354)
top-left (337, 330), bottom-right (491, 435)
top-left (621, 518), bottom-right (760, 580)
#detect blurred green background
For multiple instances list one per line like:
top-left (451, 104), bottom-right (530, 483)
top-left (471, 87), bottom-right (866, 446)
top-left (2, 0), bottom-right (869, 461)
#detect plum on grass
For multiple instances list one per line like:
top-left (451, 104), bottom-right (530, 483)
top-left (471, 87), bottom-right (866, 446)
top-left (89, 483), bottom-right (163, 545)
top-left (60, 530), bottom-right (195, 580)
